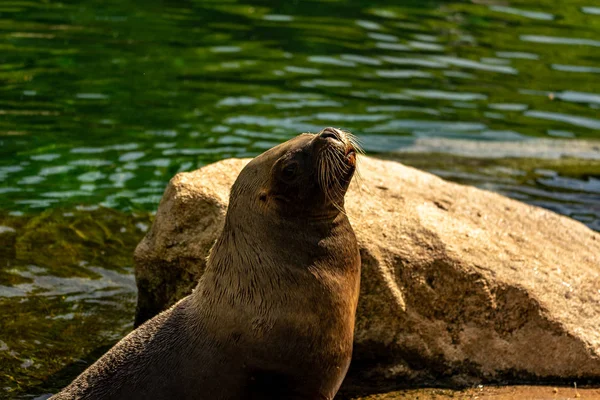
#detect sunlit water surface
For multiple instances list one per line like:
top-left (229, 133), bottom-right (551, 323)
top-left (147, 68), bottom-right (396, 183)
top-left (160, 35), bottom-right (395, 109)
top-left (0, 0), bottom-right (599, 397)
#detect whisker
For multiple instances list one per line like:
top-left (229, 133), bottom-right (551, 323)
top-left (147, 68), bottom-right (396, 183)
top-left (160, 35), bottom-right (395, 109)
top-left (346, 132), bottom-right (365, 155)
top-left (316, 131), bottom-right (365, 216)
top-left (343, 131), bottom-right (365, 196)
top-left (322, 147), bottom-right (346, 214)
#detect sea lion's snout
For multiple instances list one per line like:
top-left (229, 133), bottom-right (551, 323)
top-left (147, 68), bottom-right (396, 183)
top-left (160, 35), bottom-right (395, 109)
top-left (318, 127), bottom-right (357, 168)
top-left (319, 127), bottom-right (343, 142)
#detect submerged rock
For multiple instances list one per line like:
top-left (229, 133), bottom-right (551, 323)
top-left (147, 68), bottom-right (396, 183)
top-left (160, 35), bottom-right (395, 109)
top-left (134, 156), bottom-right (600, 388)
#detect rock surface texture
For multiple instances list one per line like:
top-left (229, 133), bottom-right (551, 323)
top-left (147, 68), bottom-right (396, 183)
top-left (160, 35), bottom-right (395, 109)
top-left (134, 156), bottom-right (600, 390)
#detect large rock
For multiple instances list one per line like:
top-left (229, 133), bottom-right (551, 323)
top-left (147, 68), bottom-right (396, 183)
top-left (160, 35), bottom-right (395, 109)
top-left (134, 156), bottom-right (600, 390)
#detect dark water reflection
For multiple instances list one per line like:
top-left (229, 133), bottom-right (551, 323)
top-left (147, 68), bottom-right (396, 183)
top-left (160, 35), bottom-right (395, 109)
top-left (0, 0), bottom-right (599, 397)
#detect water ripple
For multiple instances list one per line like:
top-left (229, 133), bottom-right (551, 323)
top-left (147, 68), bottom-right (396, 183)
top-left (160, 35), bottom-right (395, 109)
top-left (404, 89), bottom-right (487, 101)
top-left (552, 64), bottom-right (600, 73)
top-left (524, 110), bottom-right (600, 130)
top-left (521, 35), bottom-right (600, 47)
top-left (489, 6), bottom-right (554, 20)
top-left (434, 56), bottom-right (518, 74)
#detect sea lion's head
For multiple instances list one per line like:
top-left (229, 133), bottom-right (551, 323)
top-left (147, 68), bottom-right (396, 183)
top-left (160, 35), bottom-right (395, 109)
top-left (228, 127), bottom-right (360, 220)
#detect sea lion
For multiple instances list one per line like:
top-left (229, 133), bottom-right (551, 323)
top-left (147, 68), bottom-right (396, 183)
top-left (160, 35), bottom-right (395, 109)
top-left (51, 127), bottom-right (361, 400)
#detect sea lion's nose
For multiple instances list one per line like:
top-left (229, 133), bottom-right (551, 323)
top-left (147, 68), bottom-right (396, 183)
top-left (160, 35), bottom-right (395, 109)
top-left (319, 127), bottom-right (343, 142)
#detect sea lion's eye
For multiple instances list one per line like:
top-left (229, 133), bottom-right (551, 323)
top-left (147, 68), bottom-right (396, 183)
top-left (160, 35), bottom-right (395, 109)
top-left (281, 162), bottom-right (298, 181)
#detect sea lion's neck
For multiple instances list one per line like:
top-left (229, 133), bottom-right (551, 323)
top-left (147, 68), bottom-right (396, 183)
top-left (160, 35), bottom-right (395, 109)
top-left (209, 210), bottom-right (347, 273)
top-left (196, 208), bottom-right (356, 306)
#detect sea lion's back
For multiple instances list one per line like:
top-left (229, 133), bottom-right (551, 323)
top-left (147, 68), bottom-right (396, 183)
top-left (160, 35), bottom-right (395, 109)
top-left (50, 297), bottom-right (243, 400)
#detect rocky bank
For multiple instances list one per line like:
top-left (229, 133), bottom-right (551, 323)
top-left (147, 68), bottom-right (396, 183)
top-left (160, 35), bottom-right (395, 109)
top-left (133, 156), bottom-right (600, 391)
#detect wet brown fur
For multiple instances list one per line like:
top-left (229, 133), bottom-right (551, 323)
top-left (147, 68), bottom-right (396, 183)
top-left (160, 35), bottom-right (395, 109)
top-left (51, 129), bottom-right (361, 400)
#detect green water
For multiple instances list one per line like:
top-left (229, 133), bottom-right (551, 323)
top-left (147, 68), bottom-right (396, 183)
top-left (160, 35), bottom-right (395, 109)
top-left (0, 0), bottom-right (599, 397)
